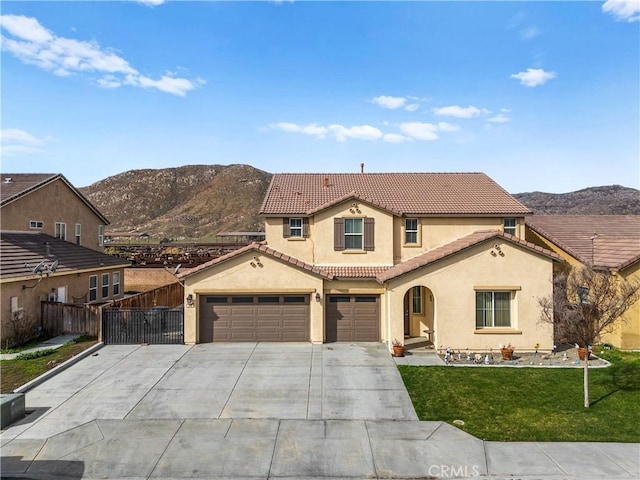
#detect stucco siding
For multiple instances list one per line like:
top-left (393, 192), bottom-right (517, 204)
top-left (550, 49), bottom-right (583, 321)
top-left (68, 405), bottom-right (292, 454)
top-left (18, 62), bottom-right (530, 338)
top-left (264, 217), bottom-right (315, 264)
top-left (385, 240), bottom-right (554, 352)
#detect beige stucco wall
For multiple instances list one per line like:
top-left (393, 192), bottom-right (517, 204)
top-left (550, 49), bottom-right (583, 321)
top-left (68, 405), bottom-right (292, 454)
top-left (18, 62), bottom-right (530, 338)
top-left (1, 178), bottom-right (106, 251)
top-left (264, 217), bottom-right (315, 263)
top-left (1, 267), bottom-right (125, 344)
top-left (385, 239), bottom-right (554, 352)
top-left (183, 251), bottom-right (325, 344)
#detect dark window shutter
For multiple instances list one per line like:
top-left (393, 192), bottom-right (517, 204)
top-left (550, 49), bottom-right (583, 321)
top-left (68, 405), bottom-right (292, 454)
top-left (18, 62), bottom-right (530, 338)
top-left (303, 218), bottom-right (310, 238)
top-left (364, 217), bottom-right (375, 251)
top-left (334, 218), bottom-right (345, 251)
top-left (283, 218), bottom-right (290, 238)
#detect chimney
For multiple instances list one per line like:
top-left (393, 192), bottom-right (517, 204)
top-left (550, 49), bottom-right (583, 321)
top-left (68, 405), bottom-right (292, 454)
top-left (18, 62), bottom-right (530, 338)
top-left (323, 177), bottom-right (329, 188)
top-left (360, 163), bottom-right (364, 173)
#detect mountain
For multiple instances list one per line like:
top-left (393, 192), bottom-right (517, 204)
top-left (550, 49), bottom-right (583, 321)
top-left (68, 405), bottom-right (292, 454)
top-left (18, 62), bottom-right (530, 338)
top-left (513, 185), bottom-right (640, 215)
top-left (80, 164), bottom-right (272, 240)
top-left (81, 166), bottom-right (639, 241)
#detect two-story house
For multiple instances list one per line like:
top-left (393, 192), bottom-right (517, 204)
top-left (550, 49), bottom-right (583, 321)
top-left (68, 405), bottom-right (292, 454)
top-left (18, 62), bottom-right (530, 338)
top-left (180, 172), bottom-right (560, 352)
top-left (1, 174), bottom-right (129, 345)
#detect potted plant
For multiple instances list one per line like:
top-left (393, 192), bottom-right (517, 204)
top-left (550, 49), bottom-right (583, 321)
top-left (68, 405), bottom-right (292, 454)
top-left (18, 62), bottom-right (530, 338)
top-left (392, 339), bottom-right (405, 357)
top-left (500, 343), bottom-right (515, 360)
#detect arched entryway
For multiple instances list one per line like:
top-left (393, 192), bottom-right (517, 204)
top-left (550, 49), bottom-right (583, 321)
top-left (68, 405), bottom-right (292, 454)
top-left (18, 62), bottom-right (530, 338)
top-left (403, 285), bottom-right (435, 347)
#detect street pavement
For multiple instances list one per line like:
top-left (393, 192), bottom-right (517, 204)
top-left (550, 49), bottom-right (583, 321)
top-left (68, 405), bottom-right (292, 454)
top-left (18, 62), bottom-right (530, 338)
top-left (1, 342), bottom-right (638, 479)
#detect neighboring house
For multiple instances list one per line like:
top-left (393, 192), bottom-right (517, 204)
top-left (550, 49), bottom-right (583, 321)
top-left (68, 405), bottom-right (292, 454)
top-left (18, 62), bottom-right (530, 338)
top-left (526, 215), bottom-right (640, 349)
top-left (0, 173), bottom-right (129, 345)
top-left (181, 172), bottom-right (561, 352)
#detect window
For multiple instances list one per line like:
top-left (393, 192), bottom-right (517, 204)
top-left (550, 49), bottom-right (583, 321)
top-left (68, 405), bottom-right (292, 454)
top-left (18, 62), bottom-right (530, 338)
top-left (55, 222), bottom-right (67, 240)
top-left (113, 272), bottom-right (120, 296)
top-left (412, 286), bottom-right (423, 314)
top-left (476, 291), bottom-right (511, 328)
top-left (101, 273), bottom-right (109, 298)
top-left (283, 218), bottom-right (308, 238)
top-left (503, 218), bottom-right (517, 236)
top-left (405, 219), bottom-right (419, 244)
top-left (578, 286), bottom-right (589, 304)
top-left (98, 225), bottom-right (104, 247)
top-left (29, 220), bottom-right (43, 229)
top-left (344, 218), bottom-right (363, 250)
top-left (89, 275), bottom-right (97, 302)
top-left (75, 223), bottom-right (81, 245)
top-left (334, 217), bottom-right (374, 251)
top-left (289, 218), bottom-right (303, 237)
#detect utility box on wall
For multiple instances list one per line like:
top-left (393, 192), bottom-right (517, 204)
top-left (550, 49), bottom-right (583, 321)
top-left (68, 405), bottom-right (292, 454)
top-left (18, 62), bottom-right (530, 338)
top-left (0, 393), bottom-right (25, 428)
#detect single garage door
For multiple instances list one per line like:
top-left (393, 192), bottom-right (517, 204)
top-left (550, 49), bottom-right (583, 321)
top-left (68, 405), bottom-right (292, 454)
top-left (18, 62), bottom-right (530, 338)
top-left (199, 294), bottom-right (309, 342)
top-left (325, 295), bottom-right (380, 342)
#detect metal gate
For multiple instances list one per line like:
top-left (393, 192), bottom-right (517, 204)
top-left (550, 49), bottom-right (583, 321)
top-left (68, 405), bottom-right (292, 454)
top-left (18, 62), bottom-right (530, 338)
top-left (102, 307), bottom-right (184, 345)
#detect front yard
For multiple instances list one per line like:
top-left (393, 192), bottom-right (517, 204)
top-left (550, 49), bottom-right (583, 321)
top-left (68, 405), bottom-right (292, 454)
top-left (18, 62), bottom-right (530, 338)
top-left (399, 349), bottom-right (640, 442)
top-left (0, 336), bottom-right (98, 393)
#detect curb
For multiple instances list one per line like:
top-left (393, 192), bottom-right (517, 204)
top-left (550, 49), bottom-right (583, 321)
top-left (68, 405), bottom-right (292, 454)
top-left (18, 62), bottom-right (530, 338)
top-left (13, 342), bottom-right (105, 394)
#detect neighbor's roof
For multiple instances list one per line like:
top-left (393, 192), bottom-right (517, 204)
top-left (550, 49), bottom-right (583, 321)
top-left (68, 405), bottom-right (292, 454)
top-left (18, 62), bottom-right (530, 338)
top-left (526, 215), bottom-right (640, 270)
top-left (0, 231), bottom-right (129, 281)
top-left (0, 173), bottom-right (109, 225)
top-left (260, 173), bottom-right (531, 217)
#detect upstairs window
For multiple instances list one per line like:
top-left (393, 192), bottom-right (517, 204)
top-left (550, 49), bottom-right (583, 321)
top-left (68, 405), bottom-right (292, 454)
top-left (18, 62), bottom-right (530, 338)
top-left (405, 218), bottom-right (419, 244)
top-left (55, 222), bottom-right (67, 240)
top-left (75, 223), bottom-right (81, 245)
top-left (503, 218), bottom-right (517, 236)
top-left (98, 225), bottom-right (104, 247)
top-left (476, 291), bottom-right (511, 328)
top-left (334, 217), bottom-right (375, 251)
top-left (30, 220), bottom-right (44, 229)
top-left (113, 272), bottom-right (121, 296)
top-left (283, 217), bottom-right (309, 238)
top-left (101, 273), bottom-right (109, 298)
top-left (89, 275), bottom-right (97, 302)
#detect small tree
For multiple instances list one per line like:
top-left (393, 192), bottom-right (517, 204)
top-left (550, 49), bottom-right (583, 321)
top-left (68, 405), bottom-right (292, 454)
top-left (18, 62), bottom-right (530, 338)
top-left (539, 265), bottom-right (640, 408)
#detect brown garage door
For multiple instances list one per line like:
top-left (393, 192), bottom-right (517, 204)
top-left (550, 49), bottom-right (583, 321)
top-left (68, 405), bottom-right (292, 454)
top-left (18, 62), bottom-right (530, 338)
top-left (325, 295), bottom-right (380, 342)
top-left (199, 295), bottom-right (309, 342)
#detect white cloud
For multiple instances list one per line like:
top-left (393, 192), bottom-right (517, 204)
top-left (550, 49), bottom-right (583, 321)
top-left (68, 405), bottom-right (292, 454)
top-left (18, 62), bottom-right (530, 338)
top-left (486, 114), bottom-right (510, 124)
top-left (0, 128), bottom-right (53, 156)
top-left (510, 68), bottom-right (556, 87)
top-left (269, 122), bottom-right (328, 138)
top-left (432, 105), bottom-right (482, 118)
top-left (404, 103), bottom-right (419, 112)
top-left (329, 124), bottom-right (383, 142)
top-left (138, 0), bottom-right (165, 5)
top-left (437, 122), bottom-right (460, 132)
top-left (519, 26), bottom-right (540, 40)
top-left (602, 0), bottom-right (640, 22)
top-left (383, 133), bottom-right (411, 143)
top-left (371, 95), bottom-right (407, 110)
top-left (0, 14), bottom-right (202, 96)
top-left (399, 122), bottom-right (439, 141)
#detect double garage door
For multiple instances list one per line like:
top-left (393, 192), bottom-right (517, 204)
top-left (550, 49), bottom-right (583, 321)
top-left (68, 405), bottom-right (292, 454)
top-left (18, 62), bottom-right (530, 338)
top-left (199, 295), bottom-right (310, 342)
top-left (199, 293), bottom-right (380, 343)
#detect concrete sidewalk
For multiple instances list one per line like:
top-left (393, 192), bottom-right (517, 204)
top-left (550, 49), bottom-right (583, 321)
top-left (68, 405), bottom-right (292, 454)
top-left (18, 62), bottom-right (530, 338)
top-left (1, 343), bottom-right (638, 479)
top-left (0, 334), bottom-right (81, 361)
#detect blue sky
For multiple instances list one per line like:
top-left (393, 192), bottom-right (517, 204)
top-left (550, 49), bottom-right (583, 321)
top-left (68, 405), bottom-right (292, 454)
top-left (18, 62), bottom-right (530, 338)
top-left (1, 1), bottom-right (638, 193)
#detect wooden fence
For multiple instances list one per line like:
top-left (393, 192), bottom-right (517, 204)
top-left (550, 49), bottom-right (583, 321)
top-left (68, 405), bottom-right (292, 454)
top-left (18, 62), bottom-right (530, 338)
top-left (110, 281), bottom-right (184, 309)
top-left (41, 302), bottom-right (101, 337)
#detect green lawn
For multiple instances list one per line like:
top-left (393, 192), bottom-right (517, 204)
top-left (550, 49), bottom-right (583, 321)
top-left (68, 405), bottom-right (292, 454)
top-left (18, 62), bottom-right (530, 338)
top-left (398, 349), bottom-right (640, 442)
top-left (1, 336), bottom-right (98, 393)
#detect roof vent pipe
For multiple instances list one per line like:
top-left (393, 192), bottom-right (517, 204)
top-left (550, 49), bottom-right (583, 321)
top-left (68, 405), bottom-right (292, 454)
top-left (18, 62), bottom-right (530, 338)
top-left (4, 177), bottom-right (13, 184)
top-left (360, 163), bottom-right (364, 173)
top-left (323, 177), bottom-right (329, 188)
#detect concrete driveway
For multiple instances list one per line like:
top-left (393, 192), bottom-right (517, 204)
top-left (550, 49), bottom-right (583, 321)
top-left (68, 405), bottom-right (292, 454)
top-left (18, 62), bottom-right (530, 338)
top-left (2, 342), bottom-right (638, 479)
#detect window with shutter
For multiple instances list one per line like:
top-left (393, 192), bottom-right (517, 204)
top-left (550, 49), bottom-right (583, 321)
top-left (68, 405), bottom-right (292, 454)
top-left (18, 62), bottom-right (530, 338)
top-left (334, 218), bottom-right (345, 251)
top-left (364, 217), bottom-right (375, 251)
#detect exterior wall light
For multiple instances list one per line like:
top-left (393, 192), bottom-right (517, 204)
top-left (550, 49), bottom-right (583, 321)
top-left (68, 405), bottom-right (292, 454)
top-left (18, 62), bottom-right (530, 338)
top-left (315, 293), bottom-right (321, 302)
top-left (186, 293), bottom-right (194, 306)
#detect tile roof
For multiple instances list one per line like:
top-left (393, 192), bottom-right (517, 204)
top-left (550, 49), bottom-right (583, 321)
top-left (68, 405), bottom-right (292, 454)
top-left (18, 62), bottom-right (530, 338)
top-left (320, 266), bottom-right (392, 279)
top-left (0, 173), bottom-right (109, 224)
top-left (180, 242), bottom-right (334, 280)
top-left (260, 173), bottom-right (531, 216)
top-left (526, 215), bottom-right (640, 270)
top-left (0, 232), bottom-right (130, 281)
top-left (376, 230), bottom-right (561, 283)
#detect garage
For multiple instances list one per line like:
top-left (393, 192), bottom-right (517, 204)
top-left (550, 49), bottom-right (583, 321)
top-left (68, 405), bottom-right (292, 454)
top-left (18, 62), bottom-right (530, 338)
top-left (199, 294), bottom-right (310, 342)
top-left (325, 295), bottom-right (380, 342)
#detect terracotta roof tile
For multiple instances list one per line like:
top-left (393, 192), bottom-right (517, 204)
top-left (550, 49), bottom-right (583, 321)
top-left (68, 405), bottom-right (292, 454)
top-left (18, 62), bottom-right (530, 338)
top-left (526, 215), bottom-right (640, 269)
top-left (0, 231), bottom-right (129, 280)
top-left (376, 230), bottom-right (561, 283)
top-left (180, 242), bottom-right (334, 280)
top-left (319, 266), bottom-right (392, 279)
top-left (260, 173), bottom-right (531, 216)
